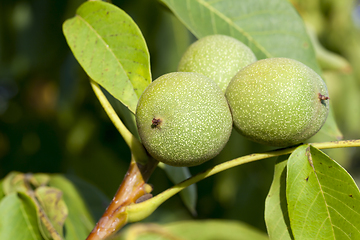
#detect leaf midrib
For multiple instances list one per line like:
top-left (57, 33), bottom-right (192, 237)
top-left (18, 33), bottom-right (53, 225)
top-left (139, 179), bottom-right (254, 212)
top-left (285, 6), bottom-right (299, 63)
top-left (308, 147), bottom-right (336, 240)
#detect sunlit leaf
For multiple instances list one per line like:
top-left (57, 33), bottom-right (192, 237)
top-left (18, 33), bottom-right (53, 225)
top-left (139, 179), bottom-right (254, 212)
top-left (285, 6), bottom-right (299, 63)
top-left (119, 220), bottom-right (268, 240)
top-left (0, 192), bottom-right (43, 240)
top-left (63, 1), bottom-right (151, 113)
top-left (265, 156), bottom-right (294, 240)
top-left (287, 145), bottom-right (360, 239)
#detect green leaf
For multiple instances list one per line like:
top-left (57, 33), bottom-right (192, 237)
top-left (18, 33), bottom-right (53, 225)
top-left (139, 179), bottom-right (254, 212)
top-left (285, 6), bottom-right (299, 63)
top-left (65, 174), bottom-right (109, 221)
top-left (265, 156), bottom-right (294, 240)
top-left (49, 175), bottom-right (94, 240)
top-left (29, 173), bottom-right (51, 188)
top-left (287, 145), bottom-right (360, 239)
top-left (120, 220), bottom-right (268, 240)
top-left (161, 163), bottom-right (197, 216)
top-left (161, 0), bottom-right (319, 73)
top-left (2, 171), bottom-right (27, 195)
top-left (0, 192), bottom-right (43, 240)
top-left (161, 0), bottom-right (342, 140)
top-left (35, 186), bottom-right (68, 239)
top-left (63, 1), bottom-right (151, 114)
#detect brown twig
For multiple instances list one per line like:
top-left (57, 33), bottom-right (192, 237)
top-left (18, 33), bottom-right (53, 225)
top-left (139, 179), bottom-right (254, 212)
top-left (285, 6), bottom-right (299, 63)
top-left (86, 156), bottom-right (158, 240)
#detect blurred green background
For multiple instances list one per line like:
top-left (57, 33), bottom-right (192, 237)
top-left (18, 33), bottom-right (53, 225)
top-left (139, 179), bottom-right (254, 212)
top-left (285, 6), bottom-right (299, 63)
top-left (1, 0), bottom-right (360, 234)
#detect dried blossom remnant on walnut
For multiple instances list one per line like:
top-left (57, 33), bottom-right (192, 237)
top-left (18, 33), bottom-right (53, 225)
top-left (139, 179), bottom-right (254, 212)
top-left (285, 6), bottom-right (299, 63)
top-left (318, 93), bottom-right (330, 101)
top-left (151, 118), bottom-right (162, 128)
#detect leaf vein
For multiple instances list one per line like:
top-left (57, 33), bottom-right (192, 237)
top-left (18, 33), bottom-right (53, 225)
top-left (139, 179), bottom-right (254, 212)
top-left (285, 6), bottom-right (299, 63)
top-left (327, 206), bottom-right (360, 234)
top-left (19, 199), bottom-right (38, 239)
top-left (315, 170), bottom-right (359, 187)
top-left (315, 216), bottom-right (331, 239)
top-left (323, 193), bottom-right (360, 217)
top-left (186, 0), bottom-right (197, 32)
top-left (299, 191), bottom-right (321, 237)
top-left (322, 185), bottom-right (360, 203)
top-left (333, 225), bottom-right (353, 239)
top-left (230, 10), bottom-right (296, 22)
top-left (287, 160), bottom-right (307, 194)
top-left (77, 15), bottom-right (128, 78)
top-left (311, 157), bottom-right (336, 239)
top-left (206, 0), bottom-right (225, 5)
top-left (247, 31), bottom-right (307, 41)
top-left (195, 0), bottom-right (272, 57)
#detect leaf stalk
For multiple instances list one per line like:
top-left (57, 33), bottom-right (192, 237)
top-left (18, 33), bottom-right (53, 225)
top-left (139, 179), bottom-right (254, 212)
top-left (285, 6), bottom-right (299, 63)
top-left (90, 80), bottom-right (148, 165)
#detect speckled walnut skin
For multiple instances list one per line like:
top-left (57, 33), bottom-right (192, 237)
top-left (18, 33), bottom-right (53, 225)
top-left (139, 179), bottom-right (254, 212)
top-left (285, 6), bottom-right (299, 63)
top-left (136, 72), bottom-right (233, 167)
top-left (178, 34), bottom-right (257, 93)
top-left (225, 58), bottom-right (329, 147)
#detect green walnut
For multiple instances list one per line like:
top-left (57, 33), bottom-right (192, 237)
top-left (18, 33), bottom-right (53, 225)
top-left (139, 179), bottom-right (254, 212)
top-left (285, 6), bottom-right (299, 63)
top-left (136, 72), bottom-right (233, 167)
top-left (178, 34), bottom-right (257, 93)
top-left (225, 58), bottom-right (329, 147)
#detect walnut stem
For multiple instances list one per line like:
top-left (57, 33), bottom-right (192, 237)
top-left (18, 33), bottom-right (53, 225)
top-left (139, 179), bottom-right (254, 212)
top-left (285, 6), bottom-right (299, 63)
top-left (86, 156), bottom-right (158, 240)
